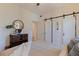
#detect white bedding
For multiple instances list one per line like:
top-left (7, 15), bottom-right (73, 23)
top-left (0, 42), bottom-right (31, 56)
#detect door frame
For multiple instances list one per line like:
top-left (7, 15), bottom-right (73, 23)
top-left (32, 21), bottom-right (38, 41)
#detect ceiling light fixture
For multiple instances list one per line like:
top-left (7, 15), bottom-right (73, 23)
top-left (36, 3), bottom-right (40, 6)
top-left (40, 15), bottom-right (42, 17)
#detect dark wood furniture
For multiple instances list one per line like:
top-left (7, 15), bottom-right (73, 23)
top-left (6, 34), bottom-right (28, 49)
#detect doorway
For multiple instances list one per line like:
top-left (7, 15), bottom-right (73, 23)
top-left (32, 21), bottom-right (38, 41)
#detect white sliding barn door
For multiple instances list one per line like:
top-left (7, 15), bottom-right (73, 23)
top-left (63, 15), bottom-right (75, 45)
top-left (45, 20), bottom-right (51, 44)
top-left (53, 18), bottom-right (63, 49)
top-left (74, 14), bottom-right (79, 37)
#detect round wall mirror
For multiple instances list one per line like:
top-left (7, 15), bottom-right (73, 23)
top-left (12, 20), bottom-right (24, 34)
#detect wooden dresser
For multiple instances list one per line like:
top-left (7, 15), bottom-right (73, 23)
top-left (6, 34), bottom-right (28, 49)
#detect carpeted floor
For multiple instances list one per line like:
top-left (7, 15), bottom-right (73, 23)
top-left (28, 40), bottom-right (61, 56)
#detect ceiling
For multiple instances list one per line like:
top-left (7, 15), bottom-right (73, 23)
top-left (16, 3), bottom-right (79, 18)
top-left (16, 3), bottom-right (65, 17)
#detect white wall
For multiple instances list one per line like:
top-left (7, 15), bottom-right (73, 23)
top-left (20, 8), bottom-right (40, 42)
top-left (0, 4), bottom-right (21, 51)
top-left (0, 4), bottom-right (40, 51)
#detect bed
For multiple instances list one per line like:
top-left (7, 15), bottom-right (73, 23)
top-left (0, 42), bottom-right (31, 56)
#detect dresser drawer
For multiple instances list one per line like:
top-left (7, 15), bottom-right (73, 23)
top-left (10, 35), bottom-right (20, 43)
top-left (9, 34), bottom-right (28, 48)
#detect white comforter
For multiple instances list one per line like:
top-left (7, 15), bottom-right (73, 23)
top-left (0, 42), bottom-right (31, 56)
